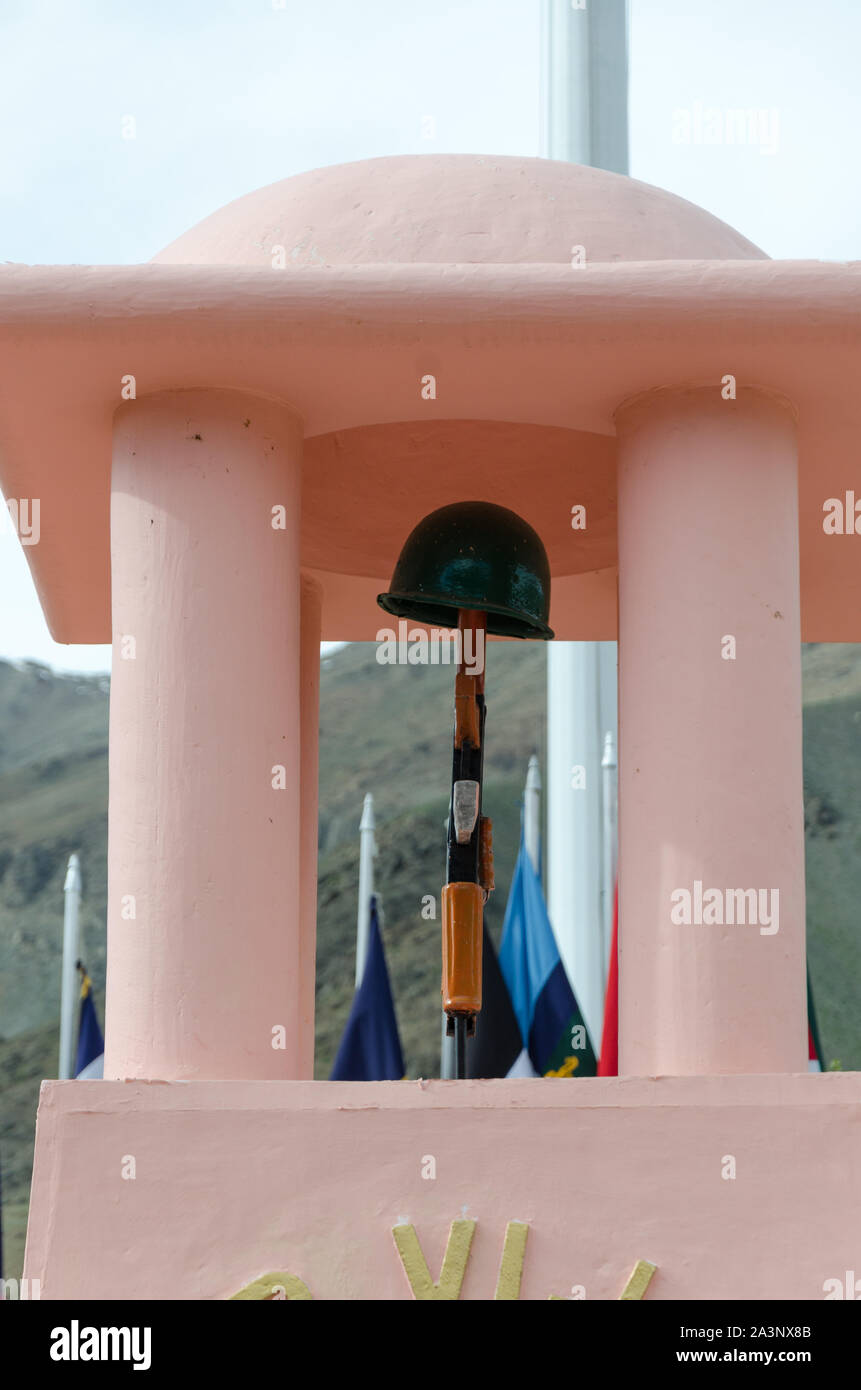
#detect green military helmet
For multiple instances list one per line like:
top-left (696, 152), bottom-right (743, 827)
top-left (377, 500), bottom-right (554, 640)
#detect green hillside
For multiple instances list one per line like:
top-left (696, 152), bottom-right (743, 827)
top-left (2, 641), bottom-right (861, 1279)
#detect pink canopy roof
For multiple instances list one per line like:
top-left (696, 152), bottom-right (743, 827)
top-left (0, 155), bottom-right (858, 642)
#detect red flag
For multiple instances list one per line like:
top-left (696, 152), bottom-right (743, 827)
top-left (808, 1027), bottom-right (819, 1068)
top-left (598, 884), bottom-right (619, 1076)
top-left (807, 969), bottom-right (825, 1071)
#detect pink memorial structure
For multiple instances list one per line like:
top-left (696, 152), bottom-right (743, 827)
top-left (1, 154), bottom-right (860, 1299)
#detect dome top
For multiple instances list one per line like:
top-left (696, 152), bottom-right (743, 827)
top-left (153, 154), bottom-right (767, 268)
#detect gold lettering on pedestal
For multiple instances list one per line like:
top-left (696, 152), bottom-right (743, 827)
top-left (494, 1221), bottom-right (529, 1300)
top-left (392, 1219), bottom-right (476, 1300)
top-left (619, 1260), bottom-right (658, 1300)
top-left (392, 1219), bottom-right (530, 1301)
top-left (228, 1227), bottom-right (655, 1301)
top-left (549, 1258), bottom-right (659, 1300)
top-left (230, 1271), bottom-right (313, 1301)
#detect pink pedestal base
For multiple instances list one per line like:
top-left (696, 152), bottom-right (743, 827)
top-left (24, 1076), bottom-right (861, 1301)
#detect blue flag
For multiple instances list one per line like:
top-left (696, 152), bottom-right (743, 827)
top-left (499, 833), bottom-right (597, 1077)
top-left (330, 897), bottom-right (405, 1081)
top-left (75, 972), bottom-right (104, 1078)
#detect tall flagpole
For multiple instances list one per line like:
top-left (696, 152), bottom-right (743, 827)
top-left (59, 852), bottom-right (82, 1079)
top-left (541, 0), bottom-right (627, 1047)
top-left (524, 754), bottom-right (541, 874)
top-left (540, 0), bottom-right (628, 171)
top-left (355, 793), bottom-right (376, 986)
top-left (601, 729), bottom-right (618, 985)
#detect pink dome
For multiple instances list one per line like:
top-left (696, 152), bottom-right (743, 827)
top-left (153, 154), bottom-right (767, 267)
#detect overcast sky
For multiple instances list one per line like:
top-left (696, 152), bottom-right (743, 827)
top-left (1, 0), bottom-right (858, 673)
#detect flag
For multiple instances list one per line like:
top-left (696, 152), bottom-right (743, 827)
top-left (330, 896), bottom-right (405, 1080)
top-left (807, 968), bottom-right (825, 1072)
top-left (75, 969), bottom-right (104, 1078)
top-left (598, 884), bottom-right (619, 1076)
top-left (467, 924), bottom-right (526, 1078)
top-left (499, 833), bottom-right (597, 1076)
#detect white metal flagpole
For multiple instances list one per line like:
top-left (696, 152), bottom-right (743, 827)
top-left (546, 648), bottom-right (609, 1044)
top-left (524, 754), bottom-right (542, 874)
top-left (355, 793), bottom-right (376, 987)
top-left (539, 0), bottom-right (629, 171)
top-left (59, 852), bottom-right (82, 1079)
top-left (540, 0), bottom-right (627, 1046)
top-left (601, 729), bottom-right (618, 983)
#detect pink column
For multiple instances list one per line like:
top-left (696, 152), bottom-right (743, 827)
top-left (616, 386), bottom-right (806, 1075)
top-left (297, 575), bottom-right (323, 1078)
top-left (105, 389), bottom-right (306, 1079)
